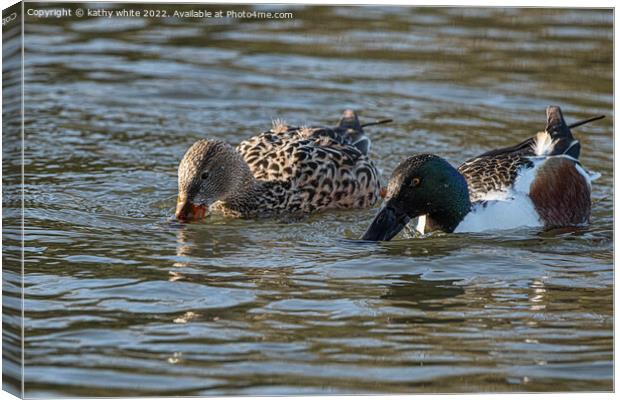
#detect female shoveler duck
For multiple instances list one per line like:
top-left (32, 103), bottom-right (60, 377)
top-left (362, 106), bottom-right (604, 241)
top-left (176, 110), bottom-right (391, 221)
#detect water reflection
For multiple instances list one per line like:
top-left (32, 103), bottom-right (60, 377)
top-left (381, 275), bottom-right (465, 311)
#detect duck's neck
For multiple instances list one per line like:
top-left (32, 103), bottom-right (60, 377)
top-left (427, 177), bottom-right (472, 233)
top-left (218, 182), bottom-right (268, 217)
top-left (215, 163), bottom-right (284, 217)
top-left (427, 202), bottom-right (471, 233)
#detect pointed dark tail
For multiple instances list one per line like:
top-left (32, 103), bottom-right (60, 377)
top-left (360, 119), bottom-right (393, 128)
top-left (568, 115), bottom-right (605, 129)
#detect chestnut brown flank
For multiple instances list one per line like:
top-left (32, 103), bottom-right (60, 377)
top-left (529, 158), bottom-right (591, 228)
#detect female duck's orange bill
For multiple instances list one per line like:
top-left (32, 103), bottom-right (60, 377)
top-left (380, 187), bottom-right (387, 199)
top-left (175, 199), bottom-right (207, 221)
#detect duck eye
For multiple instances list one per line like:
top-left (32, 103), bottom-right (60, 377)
top-left (201, 172), bottom-right (209, 180)
top-left (411, 177), bottom-right (421, 187)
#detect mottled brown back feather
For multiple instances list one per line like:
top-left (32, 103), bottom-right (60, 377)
top-left (229, 123), bottom-right (380, 216)
top-left (458, 153), bottom-right (533, 201)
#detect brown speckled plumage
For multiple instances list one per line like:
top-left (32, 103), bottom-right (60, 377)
top-left (177, 110), bottom-right (382, 220)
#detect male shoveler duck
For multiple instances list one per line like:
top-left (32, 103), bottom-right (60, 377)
top-left (176, 110), bottom-right (391, 221)
top-left (362, 106), bottom-right (603, 241)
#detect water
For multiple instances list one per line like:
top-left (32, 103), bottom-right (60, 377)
top-left (3, 4), bottom-right (613, 396)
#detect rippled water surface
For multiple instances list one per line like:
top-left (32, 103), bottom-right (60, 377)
top-left (3, 3), bottom-right (613, 396)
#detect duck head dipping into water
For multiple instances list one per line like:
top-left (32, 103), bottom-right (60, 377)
top-left (176, 110), bottom-right (392, 221)
top-left (362, 106), bottom-right (604, 241)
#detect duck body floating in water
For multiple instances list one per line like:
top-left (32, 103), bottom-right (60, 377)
top-left (362, 106), bottom-right (603, 241)
top-left (176, 110), bottom-right (390, 221)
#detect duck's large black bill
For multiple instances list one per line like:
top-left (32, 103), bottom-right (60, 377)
top-left (361, 205), bottom-right (410, 241)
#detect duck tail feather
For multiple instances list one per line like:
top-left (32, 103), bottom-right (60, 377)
top-left (545, 105), bottom-right (571, 139)
top-left (337, 109), bottom-right (362, 132)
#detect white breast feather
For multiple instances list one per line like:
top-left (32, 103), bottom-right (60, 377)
top-left (454, 196), bottom-right (542, 233)
top-left (455, 159), bottom-right (545, 233)
top-left (475, 190), bottom-right (511, 202)
top-left (414, 215), bottom-right (426, 234)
